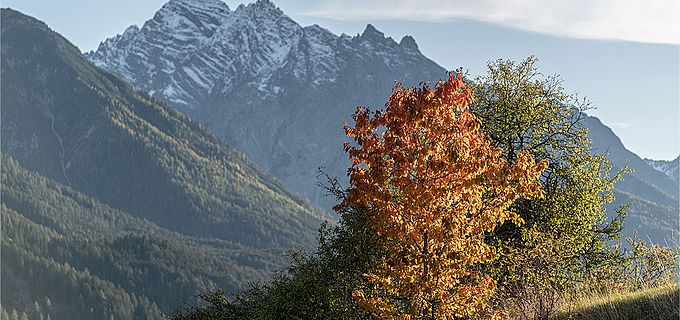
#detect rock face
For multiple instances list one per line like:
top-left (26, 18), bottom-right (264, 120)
top-left (89, 0), bottom-right (230, 107)
top-left (87, 0), bottom-right (446, 208)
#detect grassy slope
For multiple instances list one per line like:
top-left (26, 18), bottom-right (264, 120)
top-left (554, 284), bottom-right (679, 320)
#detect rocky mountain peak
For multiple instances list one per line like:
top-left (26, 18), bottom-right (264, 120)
top-left (235, 0), bottom-right (283, 18)
top-left (399, 35), bottom-right (419, 52)
top-left (361, 23), bottom-right (385, 39)
top-left (357, 23), bottom-right (404, 51)
top-left (150, 1), bottom-right (226, 31)
top-left (162, 0), bottom-right (231, 14)
top-left (87, 0), bottom-right (446, 209)
top-left (254, 0), bottom-right (278, 9)
top-left (123, 24), bottom-right (140, 36)
top-left (151, 0), bottom-right (229, 35)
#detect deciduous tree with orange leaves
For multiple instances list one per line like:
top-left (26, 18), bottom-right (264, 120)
top-left (337, 71), bottom-right (547, 319)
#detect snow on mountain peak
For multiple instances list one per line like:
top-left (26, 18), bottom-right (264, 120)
top-left (233, 0), bottom-right (287, 22)
top-left (163, 0), bottom-right (230, 14)
top-left (253, 0), bottom-right (278, 10)
top-left (203, 0), bottom-right (302, 91)
top-left (88, 0), bottom-right (442, 110)
top-left (152, 0), bottom-right (229, 36)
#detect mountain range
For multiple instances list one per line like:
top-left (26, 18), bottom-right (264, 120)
top-left (87, 0), bottom-right (444, 209)
top-left (88, 0), bottom-right (678, 241)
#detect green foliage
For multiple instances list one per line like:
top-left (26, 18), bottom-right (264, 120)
top-left (3, 9), bottom-right (673, 318)
top-left (468, 56), bottom-right (632, 317)
top-left (595, 231), bottom-right (678, 293)
top-left (170, 58), bottom-right (676, 319)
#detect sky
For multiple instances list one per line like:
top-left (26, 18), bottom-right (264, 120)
top-left (3, 0), bottom-right (679, 160)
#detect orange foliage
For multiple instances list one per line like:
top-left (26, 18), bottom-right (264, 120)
top-left (337, 72), bottom-right (547, 319)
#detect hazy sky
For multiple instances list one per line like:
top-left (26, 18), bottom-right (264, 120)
top-left (4, 0), bottom-right (679, 160)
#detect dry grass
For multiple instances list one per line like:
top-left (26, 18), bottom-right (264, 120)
top-left (552, 284), bottom-right (679, 320)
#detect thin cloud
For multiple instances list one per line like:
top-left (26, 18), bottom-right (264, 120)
top-left (296, 0), bottom-right (679, 45)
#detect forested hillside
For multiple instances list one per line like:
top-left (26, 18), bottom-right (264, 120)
top-left (582, 116), bottom-right (679, 243)
top-left (1, 156), bottom-right (288, 319)
top-left (0, 8), bottom-right (331, 319)
top-left (1, 8), bottom-right (328, 248)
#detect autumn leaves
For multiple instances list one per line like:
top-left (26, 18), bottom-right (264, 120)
top-left (338, 72), bottom-right (547, 319)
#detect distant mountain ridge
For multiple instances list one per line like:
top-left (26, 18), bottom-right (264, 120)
top-left (87, 0), bottom-right (445, 208)
top-left (583, 116), bottom-right (678, 198)
top-left (645, 156), bottom-right (679, 184)
top-left (1, 3), bottom-right (677, 319)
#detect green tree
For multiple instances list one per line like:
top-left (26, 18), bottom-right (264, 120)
top-left (469, 56), bottom-right (627, 318)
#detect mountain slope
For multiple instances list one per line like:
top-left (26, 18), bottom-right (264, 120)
top-left (582, 116), bottom-right (679, 243)
top-left (583, 116), bottom-right (678, 199)
top-left (1, 8), bottom-right (328, 250)
top-left (1, 156), bottom-right (284, 319)
top-left (87, 0), bottom-right (446, 208)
